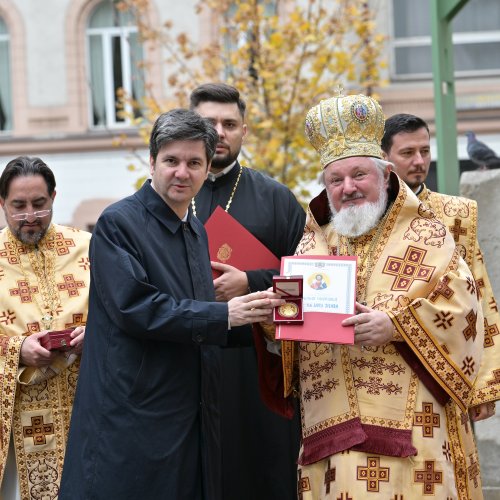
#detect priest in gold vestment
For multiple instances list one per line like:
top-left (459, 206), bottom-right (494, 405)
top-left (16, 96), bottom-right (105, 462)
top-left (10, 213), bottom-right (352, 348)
top-left (0, 157), bottom-right (90, 499)
top-left (266, 94), bottom-right (494, 499)
top-left (382, 113), bottom-right (500, 421)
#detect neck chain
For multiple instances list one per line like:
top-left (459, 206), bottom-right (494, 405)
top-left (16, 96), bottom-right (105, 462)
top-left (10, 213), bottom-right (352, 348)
top-left (337, 204), bottom-right (393, 303)
top-left (8, 227), bottom-right (61, 330)
top-left (191, 165), bottom-right (243, 217)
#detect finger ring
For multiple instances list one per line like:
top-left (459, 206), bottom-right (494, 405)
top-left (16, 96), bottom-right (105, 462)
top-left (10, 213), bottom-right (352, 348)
top-left (250, 307), bottom-right (256, 311)
top-left (360, 345), bottom-right (365, 351)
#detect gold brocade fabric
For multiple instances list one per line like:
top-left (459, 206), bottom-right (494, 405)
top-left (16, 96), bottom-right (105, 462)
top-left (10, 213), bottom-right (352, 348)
top-left (283, 176), bottom-right (485, 498)
top-left (419, 185), bottom-right (500, 406)
top-left (0, 224), bottom-right (90, 499)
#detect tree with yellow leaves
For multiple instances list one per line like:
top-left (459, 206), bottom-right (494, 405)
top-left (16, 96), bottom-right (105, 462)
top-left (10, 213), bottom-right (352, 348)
top-left (116, 0), bottom-right (385, 198)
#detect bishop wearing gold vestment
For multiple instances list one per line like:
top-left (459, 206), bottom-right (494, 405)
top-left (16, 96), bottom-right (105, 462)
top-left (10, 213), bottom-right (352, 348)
top-left (261, 93), bottom-right (496, 499)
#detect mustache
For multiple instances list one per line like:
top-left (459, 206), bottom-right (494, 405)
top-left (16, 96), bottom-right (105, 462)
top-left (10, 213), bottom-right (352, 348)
top-left (341, 193), bottom-right (364, 202)
top-left (19, 220), bottom-right (42, 227)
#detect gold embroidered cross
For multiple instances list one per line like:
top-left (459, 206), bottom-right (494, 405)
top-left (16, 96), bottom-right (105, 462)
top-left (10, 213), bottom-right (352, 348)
top-left (413, 402), bottom-right (440, 437)
top-left (414, 460), bottom-right (443, 495)
top-left (23, 415), bottom-right (55, 445)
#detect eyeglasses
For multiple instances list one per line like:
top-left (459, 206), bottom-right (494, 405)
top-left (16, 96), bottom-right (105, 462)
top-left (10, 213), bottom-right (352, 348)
top-left (7, 209), bottom-right (52, 221)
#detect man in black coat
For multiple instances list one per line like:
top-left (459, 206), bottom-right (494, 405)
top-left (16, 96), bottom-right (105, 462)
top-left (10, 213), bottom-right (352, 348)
top-left (190, 84), bottom-right (305, 500)
top-left (59, 109), bottom-right (283, 500)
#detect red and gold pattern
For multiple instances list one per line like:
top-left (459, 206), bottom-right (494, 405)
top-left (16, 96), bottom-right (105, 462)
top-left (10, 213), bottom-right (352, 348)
top-left (382, 246), bottom-right (435, 292)
top-left (357, 457), bottom-right (390, 492)
top-left (0, 224), bottom-right (90, 500)
top-left (9, 280), bottom-right (39, 303)
top-left (57, 274), bottom-right (86, 298)
top-left (0, 241), bottom-right (27, 265)
top-left (419, 185), bottom-right (500, 407)
top-left (414, 460), bottom-right (443, 495)
top-left (284, 175), bottom-right (485, 499)
top-left (296, 384), bottom-right (482, 499)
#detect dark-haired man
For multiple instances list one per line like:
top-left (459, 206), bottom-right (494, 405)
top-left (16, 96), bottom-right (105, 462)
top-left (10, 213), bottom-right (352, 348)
top-left (382, 113), bottom-right (499, 422)
top-left (0, 156), bottom-right (90, 499)
top-left (190, 83), bottom-right (304, 500)
top-left (60, 109), bottom-right (284, 500)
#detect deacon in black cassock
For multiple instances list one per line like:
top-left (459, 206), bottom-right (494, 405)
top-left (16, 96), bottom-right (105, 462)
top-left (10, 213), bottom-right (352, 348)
top-left (191, 83), bottom-right (305, 500)
top-left (60, 109), bottom-right (283, 500)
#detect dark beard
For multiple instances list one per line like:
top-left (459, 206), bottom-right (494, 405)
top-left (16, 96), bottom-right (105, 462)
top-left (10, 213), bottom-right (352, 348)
top-left (406, 180), bottom-right (423, 191)
top-left (210, 150), bottom-right (240, 170)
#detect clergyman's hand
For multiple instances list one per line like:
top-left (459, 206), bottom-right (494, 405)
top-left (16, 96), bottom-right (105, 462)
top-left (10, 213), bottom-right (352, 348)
top-left (342, 301), bottom-right (395, 347)
top-left (69, 326), bottom-right (85, 355)
top-left (20, 332), bottom-right (58, 367)
top-left (212, 261), bottom-right (249, 302)
top-left (469, 402), bottom-right (496, 422)
top-left (228, 291), bottom-right (284, 327)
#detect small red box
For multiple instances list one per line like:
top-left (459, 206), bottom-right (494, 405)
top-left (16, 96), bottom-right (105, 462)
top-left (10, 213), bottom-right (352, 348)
top-left (273, 275), bottom-right (304, 324)
top-left (40, 329), bottom-right (75, 351)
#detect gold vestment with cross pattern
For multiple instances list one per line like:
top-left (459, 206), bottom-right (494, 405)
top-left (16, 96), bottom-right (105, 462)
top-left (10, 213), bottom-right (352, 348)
top-left (282, 175), bottom-right (486, 499)
top-left (0, 224), bottom-right (90, 499)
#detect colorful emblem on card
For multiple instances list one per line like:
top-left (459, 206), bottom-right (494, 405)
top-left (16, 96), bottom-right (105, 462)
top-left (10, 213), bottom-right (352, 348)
top-left (308, 272), bottom-right (330, 290)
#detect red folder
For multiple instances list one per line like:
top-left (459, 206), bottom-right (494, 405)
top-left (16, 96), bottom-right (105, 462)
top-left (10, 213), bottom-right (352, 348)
top-left (276, 311), bottom-right (354, 344)
top-left (275, 255), bottom-right (356, 344)
top-left (204, 206), bottom-right (280, 277)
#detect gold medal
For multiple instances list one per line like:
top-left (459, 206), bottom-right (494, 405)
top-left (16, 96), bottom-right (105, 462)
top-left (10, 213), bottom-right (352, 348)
top-left (278, 302), bottom-right (299, 319)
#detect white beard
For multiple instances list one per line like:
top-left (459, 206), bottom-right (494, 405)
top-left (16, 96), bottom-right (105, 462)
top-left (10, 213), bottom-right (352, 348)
top-left (329, 181), bottom-right (388, 238)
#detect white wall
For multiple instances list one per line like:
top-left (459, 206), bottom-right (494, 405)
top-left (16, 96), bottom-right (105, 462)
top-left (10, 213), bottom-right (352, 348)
top-left (14, 0), bottom-right (71, 106)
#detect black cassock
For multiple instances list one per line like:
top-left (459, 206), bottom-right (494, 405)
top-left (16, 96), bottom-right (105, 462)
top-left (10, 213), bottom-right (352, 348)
top-left (60, 181), bottom-right (229, 500)
top-left (194, 163), bottom-right (306, 500)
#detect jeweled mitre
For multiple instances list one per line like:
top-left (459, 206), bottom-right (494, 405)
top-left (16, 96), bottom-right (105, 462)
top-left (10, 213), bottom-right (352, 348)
top-left (305, 93), bottom-right (385, 167)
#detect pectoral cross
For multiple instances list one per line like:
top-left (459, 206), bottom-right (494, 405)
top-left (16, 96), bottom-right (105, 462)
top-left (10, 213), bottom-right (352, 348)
top-left (41, 313), bottom-right (53, 330)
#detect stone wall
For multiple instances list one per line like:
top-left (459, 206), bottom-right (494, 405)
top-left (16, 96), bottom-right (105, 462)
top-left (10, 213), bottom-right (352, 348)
top-left (461, 168), bottom-right (500, 498)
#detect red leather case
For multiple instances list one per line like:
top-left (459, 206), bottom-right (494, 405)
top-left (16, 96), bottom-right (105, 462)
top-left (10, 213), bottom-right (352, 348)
top-left (40, 329), bottom-right (74, 351)
top-left (273, 275), bottom-right (304, 324)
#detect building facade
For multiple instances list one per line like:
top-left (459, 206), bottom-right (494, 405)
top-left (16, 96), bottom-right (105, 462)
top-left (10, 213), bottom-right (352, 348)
top-left (0, 0), bottom-right (498, 228)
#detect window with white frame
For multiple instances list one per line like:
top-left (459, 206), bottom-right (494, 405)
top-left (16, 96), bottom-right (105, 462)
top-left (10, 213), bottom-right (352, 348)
top-left (0, 16), bottom-right (12, 131)
top-left (86, 0), bottom-right (145, 128)
top-left (391, 0), bottom-right (500, 79)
